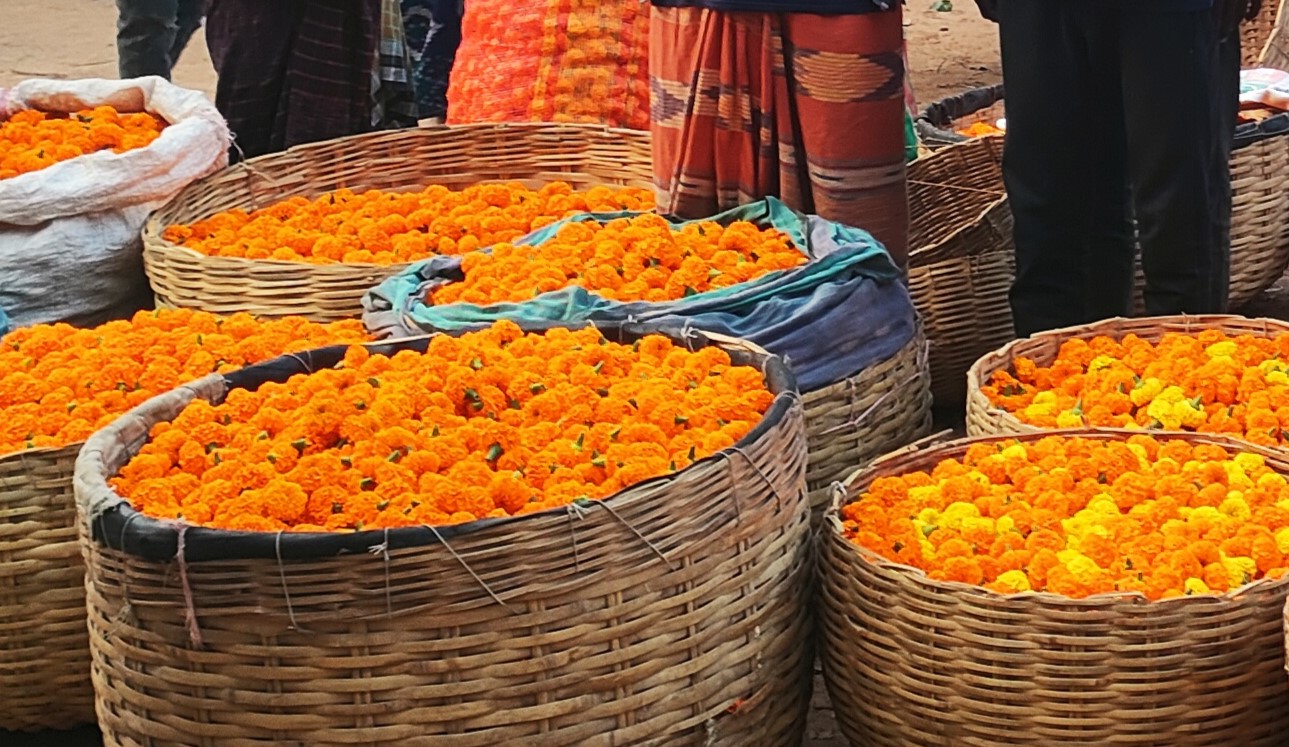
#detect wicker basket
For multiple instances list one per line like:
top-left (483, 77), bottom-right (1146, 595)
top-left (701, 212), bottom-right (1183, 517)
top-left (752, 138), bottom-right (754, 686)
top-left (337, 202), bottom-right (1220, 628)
top-left (1247, 0), bottom-right (1288, 67)
top-left (964, 314), bottom-right (1289, 438)
top-left (75, 326), bottom-right (813, 747)
top-left (802, 328), bottom-right (932, 513)
top-left (142, 123), bottom-right (655, 322)
top-left (914, 84), bottom-right (1005, 152)
top-left (820, 428), bottom-right (1289, 747)
top-left (906, 137), bottom-right (1015, 406)
top-left (0, 442), bottom-right (95, 730)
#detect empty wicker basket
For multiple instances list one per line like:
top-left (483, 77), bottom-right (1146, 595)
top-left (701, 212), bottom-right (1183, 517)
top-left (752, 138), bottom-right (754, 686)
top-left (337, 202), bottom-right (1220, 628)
top-left (820, 428), bottom-right (1289, 747)
top-left (0, 443), bottom-right (96, 730)
top-left (906, 136), bottom-right (1014, 406)
top-left (75, 325), bottom-right (813, 747)
top-left (142, 123), bottom-right (655, 322)
top-left (965, 314), bottom-right (1289, 438)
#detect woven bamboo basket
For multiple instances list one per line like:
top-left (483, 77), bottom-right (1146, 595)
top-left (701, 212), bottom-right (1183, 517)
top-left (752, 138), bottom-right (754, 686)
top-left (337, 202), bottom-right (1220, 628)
top-left (820, 428), bottom-right (1289, 747)
top-left (916, 81), bottom-right (1289, 312)
top-left (74, 325), bottom-right (813, 747)
top-left (0, 442), bottom-right (95, 730)
top-left (802, 328), bottom-right (932, 513)
top-left (906, 136), bottom-right (1014, 406)
top-left (142, 123), bottom-right (655, 322)
top-left (965, 314), bottom-right (1289, 438)
top-left (1247, 0), bottom-right (1288, 67)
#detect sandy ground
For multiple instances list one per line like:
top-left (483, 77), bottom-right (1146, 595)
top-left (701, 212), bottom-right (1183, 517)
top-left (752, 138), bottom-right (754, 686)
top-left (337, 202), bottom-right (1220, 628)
top-left (0, 3), bottom-right (999, 746)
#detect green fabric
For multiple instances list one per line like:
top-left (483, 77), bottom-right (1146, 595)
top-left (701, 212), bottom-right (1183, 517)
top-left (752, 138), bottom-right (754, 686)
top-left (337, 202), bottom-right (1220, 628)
top-left (904, 107), bottom-right (919, 163)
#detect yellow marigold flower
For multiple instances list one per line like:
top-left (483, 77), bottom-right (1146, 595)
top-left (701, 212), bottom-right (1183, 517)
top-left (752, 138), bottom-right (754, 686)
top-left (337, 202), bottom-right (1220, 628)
top-left (1258, 472), bottom-right (1288, 490)
top-left (1184, 577), bottom-right (1212, 595)
top-left (917, 507), bottom-right (940, 524)
top-left (1268, 371), bottom-right (1289, 386)
top-left (1088, 355), bottom-right (1118, 371)
top-left (1056, 410), bottom-right (1084, 428)
top-left (941, 501), bottom-right (981, 529)
top-left (996, 515), bottom-right (1016, 534)
top-left (1130, 377), bottom-right (1165, 406)
top-left (1221, 555), bottom-right (1257, 588)
top-left (994, 570), bottom-right (1032, 593)
top-left (1033, 392), bottom-right (1058, 405)
top-left (1275, 528), bottom-right (1289, 555)
top-left (1000, 443), bottom-right (1029, 460)
top-left (1205, 341), bottom-right (1237, 359)
top-left (1234, 453), bottom-right (1266, 473)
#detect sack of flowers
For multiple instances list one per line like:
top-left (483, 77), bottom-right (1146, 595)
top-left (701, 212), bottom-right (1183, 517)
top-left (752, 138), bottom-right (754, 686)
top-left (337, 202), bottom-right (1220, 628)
top-left (362, 196), bottom-right (931, 514)
top-left (0, 77), bottom-right (227, 329)
top-left (142, 122), bottom-right (654, 322)
top-left (966, 315), bottom-right (1289, 443)
top-left (75, 320), bottom-right (812, 746)
top-left (0, 309), bottom-right (367, 731)
top-left (821, 428), bottom-right (1289, 747)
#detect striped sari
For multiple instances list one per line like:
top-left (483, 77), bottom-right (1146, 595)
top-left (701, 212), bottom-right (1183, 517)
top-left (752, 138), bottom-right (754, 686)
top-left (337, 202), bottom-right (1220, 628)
top-left (649, 6), bottom-right (909, 264)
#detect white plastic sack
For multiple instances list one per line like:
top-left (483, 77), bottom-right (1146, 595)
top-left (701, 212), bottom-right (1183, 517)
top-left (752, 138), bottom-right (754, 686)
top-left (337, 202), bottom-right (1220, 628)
top-left (0, 77), bottom-right (229, 328)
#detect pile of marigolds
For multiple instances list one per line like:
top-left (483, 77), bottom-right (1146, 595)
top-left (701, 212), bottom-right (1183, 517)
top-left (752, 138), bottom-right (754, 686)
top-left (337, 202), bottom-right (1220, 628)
top-left (162, 182), bottom-right (654, 265)
top-left (983, 331), bottom-right (1289, 446)
top-left (0, 309), bottom-right (367, 454)
top-left (842, 434), bottom-right (1289, 600)
top-left (0, 106), bottom-right (166, 179)
top-left (431, 215), bottom-right (805, 305)
top-left (112, 321), bottom-right (774, 532)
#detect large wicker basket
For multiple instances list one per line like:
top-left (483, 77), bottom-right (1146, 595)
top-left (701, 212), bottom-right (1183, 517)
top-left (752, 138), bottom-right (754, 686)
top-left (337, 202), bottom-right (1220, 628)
top-left (906, 137), bottom-right (1014, 406)
top-left (142, 123), bottom-right (655, 322)
top-left (74, 325), bottom-right (813, 746)
top-left (820, 428), bottom-right (1289, 747)
top-left (0, 443), bottom-right (95, 730)
top-left (965, 314), bottom-right (1289, 438)
top-left (802, 329), bottom-right (932, 512)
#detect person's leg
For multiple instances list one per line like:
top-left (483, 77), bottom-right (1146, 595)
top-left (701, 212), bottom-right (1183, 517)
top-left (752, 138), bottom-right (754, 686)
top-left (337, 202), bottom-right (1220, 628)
top-left (997, 0), bottom-right (1112, 335)
top-left (1119, 8), bottom-right (1236, 316)
top-left (205, 0), bottom-right (300, 160)
top-left (168, 0), bottom-right (207, 70)
top-left (116, 0), bottom-right (180, 79)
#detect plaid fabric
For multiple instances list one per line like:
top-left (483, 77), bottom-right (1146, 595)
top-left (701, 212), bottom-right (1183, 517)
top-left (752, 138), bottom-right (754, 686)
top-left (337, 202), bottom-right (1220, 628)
top-left (206, 0), bottom-right (380, 160)
top-left (650, 7), bottom-right (909, 264)
top-left (373, 0), bottom-right (419, 128)
top-left (401, 0), bottom-right (463, 120)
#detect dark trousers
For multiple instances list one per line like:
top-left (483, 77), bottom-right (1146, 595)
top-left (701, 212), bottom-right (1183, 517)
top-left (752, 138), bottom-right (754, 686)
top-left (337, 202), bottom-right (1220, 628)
top-left (116, 0), bottom-right (207, 80)
top-left (998, 0), bottom-right (1240, 337)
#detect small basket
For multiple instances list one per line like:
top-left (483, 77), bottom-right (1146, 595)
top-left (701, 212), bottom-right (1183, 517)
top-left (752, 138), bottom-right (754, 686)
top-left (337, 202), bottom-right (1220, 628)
top-left (820, 428), bottom-right (1289, 747)
top-left (802, 328), bottom-right (932, 513)
top-left (906, 137), bottom-right (1014, 406)
top-left (75, 324), bottom-right (813, 746)
top-left (0, 442), bottom-right (94, 730)
top-left (914, 84), bottom-right (1005, 152)
top-left (964, 314), bottom-right (1289, 438)
top-left (142, 123), bottom-right (655, 322)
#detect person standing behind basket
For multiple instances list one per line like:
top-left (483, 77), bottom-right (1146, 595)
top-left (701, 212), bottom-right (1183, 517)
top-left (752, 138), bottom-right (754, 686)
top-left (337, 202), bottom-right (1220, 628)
top-left (401, 0), bottom-right (464, 122)
top-left (649, 0), bottom-right (910, 266)
top-left (204, 0), bottom-right (381, 161)
top-left (116, 0), bottom-right (207, 80)
top-left (973, 0), bottom-right (1259, 337)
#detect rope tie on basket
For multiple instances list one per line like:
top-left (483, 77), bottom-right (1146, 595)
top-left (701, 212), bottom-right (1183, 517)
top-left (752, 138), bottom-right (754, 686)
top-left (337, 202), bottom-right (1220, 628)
top-left (819, 348), bottom-right (928, 437)
top-left (109, 512), bottom-right (144, 631)
top-left (565, 501), bottom-right (588, 572)
top-left (274, 530), bottom-right (311, 633)
top-left (584, 498), bottom-right (678, 571)
top-left (421, 523), bottom-right (516, 612)
top-left (716, 447), bottom-right (786, 513)
top-left (175, 524), bottom-right (204, 648)
top-left (368, 528), bottom-right (393, 618)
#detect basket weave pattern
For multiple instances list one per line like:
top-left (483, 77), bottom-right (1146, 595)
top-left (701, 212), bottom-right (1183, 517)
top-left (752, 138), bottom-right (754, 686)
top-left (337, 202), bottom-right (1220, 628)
top-left (820, 429), bottom-right (1289, 747)
top-left (906, 137), bottom-right (1014, 406)
top-left (142, 123), bottom-right (655, 322)
top-left (78, 345), bottom-right (813, 746)
top-left (0, 443), bottom-right (95, 730)
top-left (802, 329), bottom-right (932, 513)
top-left (965, 315), bottom-right (1289, 438)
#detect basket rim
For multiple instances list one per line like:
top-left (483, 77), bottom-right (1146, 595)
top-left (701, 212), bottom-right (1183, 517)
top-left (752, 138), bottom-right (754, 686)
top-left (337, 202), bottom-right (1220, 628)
top-left (965, 314), bottom-right (1289, 431)
top-left (0, 439), bottom-right (85, 465)
top-left (825, 425), bottom-right (1289, 608)
top-left (142, 236), bottom-right (414, 273)
top-left (80, 323), bottom-right (803, 562)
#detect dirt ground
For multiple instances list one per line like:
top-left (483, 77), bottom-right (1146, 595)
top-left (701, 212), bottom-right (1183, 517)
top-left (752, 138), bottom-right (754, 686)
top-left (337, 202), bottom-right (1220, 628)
top-left (0, 3), bottom-right (998, 747)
